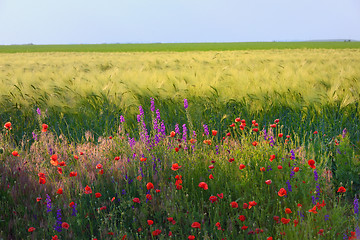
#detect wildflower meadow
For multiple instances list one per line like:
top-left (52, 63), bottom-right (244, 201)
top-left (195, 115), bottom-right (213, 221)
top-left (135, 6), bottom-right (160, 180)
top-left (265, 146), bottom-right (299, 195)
top-left (1, 97), bottom-right (359, 240)
top-left (0, 45), bottom-right (360, 239)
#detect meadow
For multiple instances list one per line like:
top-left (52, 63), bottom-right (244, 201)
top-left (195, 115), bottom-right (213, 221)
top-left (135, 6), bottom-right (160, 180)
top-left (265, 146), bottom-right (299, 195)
top-left (0, 45), bottom-right (360, 239)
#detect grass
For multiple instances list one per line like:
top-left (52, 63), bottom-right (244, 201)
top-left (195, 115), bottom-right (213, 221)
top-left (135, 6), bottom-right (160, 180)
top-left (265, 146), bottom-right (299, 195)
top-left (0, 49), bottom-right (360, 142)
top-left (0, 100), bottom-right (359, 239)
top-left (0, 41), bottom-right (360, 53)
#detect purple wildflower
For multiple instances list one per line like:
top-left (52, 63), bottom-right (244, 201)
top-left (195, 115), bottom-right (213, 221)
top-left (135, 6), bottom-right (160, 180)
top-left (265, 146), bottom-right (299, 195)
top-left (342, 128), bottom-right (347, 138)
top-left (215, 145), bottom-right (219, 155)
top-left (184, 99), bottom-right (188, 109)
top-left (263, 129), bottom-right (268, 140)
top-left (36, 108), bottom-right (41, 115)
top-left (290, 149), bottom-right (295, 160)
top-left (267, 165), bottom-right (272, 171)
top-left (354, 196), bottom-right (359, 215)
top-left (314, 170), bottom-right (318, 181)
top-left (72, 203), bottom-right (77, 217)
top-left (286, 180), bottom-right (292, 192)
top-left (32, 132), bottom-right (38, 141)
top-left (175, 124), bottom-right (180, 134)
top-left (150, 98), bottom-right (155, 112)
top-left (46, 194), bottom-right (52, 212)
top-left (324, 215), bottom-right (329, 221)
top-left (203, 124), bottom-right (209, 135)
top-left (54, 208), bottom-right (62, 232)
top-left (139, 106), bottom-right (144, 117)
top-left (120, 115), bottom-right (125, 123)
top-left (137, 114), bottom-right (141, 123)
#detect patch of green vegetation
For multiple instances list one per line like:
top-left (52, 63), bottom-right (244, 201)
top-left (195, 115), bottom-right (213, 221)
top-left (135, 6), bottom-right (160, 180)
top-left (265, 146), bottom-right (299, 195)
top-left (0, 42), bottom-right (360, 53)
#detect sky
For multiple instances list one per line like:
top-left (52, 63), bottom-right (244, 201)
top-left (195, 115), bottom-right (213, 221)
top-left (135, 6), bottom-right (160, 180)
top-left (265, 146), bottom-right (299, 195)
top-left (0, 0), bottom-right (359, 45)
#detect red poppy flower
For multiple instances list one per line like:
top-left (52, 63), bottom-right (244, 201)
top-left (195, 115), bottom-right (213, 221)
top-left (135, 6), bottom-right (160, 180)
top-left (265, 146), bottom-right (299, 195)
top-left (69, 171), bottom-right (77, 177)
top-left (209, 165), bottom-right (214, 169)
top-left (74, 155), bottom-right (79, 159)
top-left (238, 215), bottom-right (246, 222)
top-left (239, 164), bottom-right (246, 170)
top-left (39, 177), bottom-right (46, 184)
top-left (226, 132), bottom-right (231, 136)
top-left (171, 163), bottom-right (182, 171)
top-left (188, 235), bottom-right (195, 240)
top-left (278, 188), bottom-right (287, 197)
top-left (308, 206), bottom-right (317, 214)
top-left (265, 180), bottom-right (272, 185)
top-left (175, 147), bottom-right (179, 152)
top-left (59, 161), bottom-right (66, 166)
top-left (278, 165), bottom-right (283, 169)
top-left (146, 194), bottom-right (152, 200)
top-left (212, 130), bottom-right (217, 136)
top-left (96, 163), bottom-right (103, 169)
top-left (260, 167), bottom-right (265, 172)
top-left (42, 123), bottom-right (48, 132)
top-left (239, 125), bottom-right (245, 130)
top-left (170, 131), bottom-right (176, 137)
top-left (12, 151), bottom-right (19, 157)
top-left (270, 124), bottom-right (276, 128)
top-left (285, 208), bottom-right (292, 214)
top-left (267, 237), bottom-right (273, 240)
top-left (198, 182), bottom-right (208, 190)
top-left (252, 141), bottom-right (258, 146)
top-left (230, 123), bottom-right (235, 127)
top-left (146, 182), bottom-right (154, 190)
top-left (274, 119), bottom-right (279, 123)
top-left (156, 189), bottom-right (161, 193)
top-left (57, 188), bottom-right (63, 194)
top-left (294, 219), bottom-right (299, 227)
top-left (281, 218), bottom-right (290, 224)
top-left (57, 167), bottom-right (63, 174)
top-left (52, 235), bottom-right (58, 240)
top-left (209, 196), bottom-right (218, 203)
top-left (230, 201), bottom-right (238, 208)
top-left (297, 203), bottom-right (302, 207)
top-left (95, 193), bottom-right (101, 198)
top-left (229, 158), bottom-right (235, 163)
top-left (69, 202), bottom-right (75, 208)
top-left (269, 155), bottom-right (275, 161)
top-left (140, 157), bottom-right (147, 162)
top-left (217, 193), bottom-right (224, 199)
top-left (152, 229), bottom-right (161, 236)
top-left (147, 220), bottom-right (154, 225)
top-left (50, 155), bottom-right (59, 166)
top-left (28, 227), bottom-right (35, 232)
top-left (62, 222), bottom-right (69, 229)
top-left (209, 174), bottom-right (214, 179)
top-left (108, 232), bottom-right (114, 235)
top-left (273, 216), bottom-right (280, 223)
top-left (133, 198), bottom-right (140, 203)
top-left (278, 133), bottom-right (283, 137)
top-left (308, 159), bottom-right (316, 169)
top-left (243, 203), bottom-right (248, 209)
top-left (249, 201), bottom-right (257, 209)
top-left (36, 197), bottom-right (42, 202)
top-left (80, 152), bottom-right (84, 155)
top-left (337, 186), bottom-right (346, 193)
top-left (241, 226), bottom-right (248, 230)
top-left (4, 122), bottom-right (12, 130)
top-left (253, 128), bottom-right (259, 132)
top-left (99, 169), bottom-right (104, 175)
top-left (176, 184), bottom-right (182, 190)
top-left (114, 156), bottom-right (120, 161)
top-left (84, 185), bottom-right (92, 194)
top-left (191, 222), bottom-right (201, 229)
top-left (293, 167), bottom-right (299, 172)
top-left (313, 131), bottom-right (318, 134)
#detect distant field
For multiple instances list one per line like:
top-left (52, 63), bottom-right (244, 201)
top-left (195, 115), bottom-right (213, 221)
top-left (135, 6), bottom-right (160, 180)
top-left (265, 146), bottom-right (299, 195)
top-left (0, 41), bottom-right (360, 53)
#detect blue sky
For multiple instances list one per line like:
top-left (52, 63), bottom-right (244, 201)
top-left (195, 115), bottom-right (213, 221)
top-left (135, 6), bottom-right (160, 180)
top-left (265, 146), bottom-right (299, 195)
top-left (0, 0), bottom-right (359, 45)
